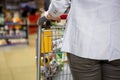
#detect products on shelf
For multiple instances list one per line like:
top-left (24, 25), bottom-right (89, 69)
top-left (0, 25), bottom-right (28, 46)
top-left (0, 13), bottom-right (4, 25)
top-left (0, 11), bottom-right (28, 47)
top-left (0, 39), bottom-right (7, 45)
top-left (12, 12), bottom-right (22, 23)
top-left (0, 25), bottom-right (27, 38)
top-left (8, 39), bottom-right (27, 44)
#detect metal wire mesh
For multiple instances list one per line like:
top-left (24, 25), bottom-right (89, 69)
top-left (40, 26), bottom-right (73, 80)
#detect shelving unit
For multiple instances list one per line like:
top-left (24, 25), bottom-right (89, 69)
top-left (0, 0), bottom-right (39, 47)
top-left (0, 23), bottom-right (29, 47)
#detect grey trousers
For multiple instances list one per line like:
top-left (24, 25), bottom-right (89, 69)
top-left (67, 53), bottom-right (120, 80)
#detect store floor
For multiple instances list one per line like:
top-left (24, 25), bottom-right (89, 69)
top-left (0, 34), bottom-right (37, 80)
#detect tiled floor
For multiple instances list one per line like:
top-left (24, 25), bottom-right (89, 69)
top-left (0, 34), bottom-right (37, 80)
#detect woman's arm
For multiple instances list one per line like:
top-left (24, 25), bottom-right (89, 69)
top-left (45, 0), bottom-right (70, 21)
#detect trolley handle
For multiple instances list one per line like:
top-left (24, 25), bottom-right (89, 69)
top-left (36, 16), bottom-right (48, 80)
top-left (38, 16), bottom-right (48, 26)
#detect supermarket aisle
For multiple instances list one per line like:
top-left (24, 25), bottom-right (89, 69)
top-left (0, 34), bottom-right (37, 80)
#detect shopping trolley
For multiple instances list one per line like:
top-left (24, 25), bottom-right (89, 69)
top-left (36, 16), bottom-right (72, 80)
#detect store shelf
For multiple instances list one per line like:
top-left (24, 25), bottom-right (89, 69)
top-left (0, 41), bottom-right (28, 47)
top-left (0, 22), bottom-right (29, 46)
top-left (0, 36), bottom-right (27, 39)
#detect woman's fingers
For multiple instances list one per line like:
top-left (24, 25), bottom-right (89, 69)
top-left (45, 12), bottom-right (61, 22)
top-left (56, 17), bottom-right (61, 22)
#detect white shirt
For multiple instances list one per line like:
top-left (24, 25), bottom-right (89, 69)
top-left (47, 0), bottom-right (120, 61)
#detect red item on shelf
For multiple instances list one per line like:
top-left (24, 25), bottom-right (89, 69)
top-left (8, 25), bottom-right (14, 29)
top-left (28, 14), bottom-right (40, 24)
top-left (28, 14), bottom-right (40, 34)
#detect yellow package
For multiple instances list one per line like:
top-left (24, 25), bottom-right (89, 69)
top-left (41, 30), bottom-right (52, 53)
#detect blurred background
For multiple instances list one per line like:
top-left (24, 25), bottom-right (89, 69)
top-left (0, 0), bottom-right (48, 80)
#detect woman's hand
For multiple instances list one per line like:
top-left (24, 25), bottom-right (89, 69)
top-left (45, 12), bottom-right (61, 22)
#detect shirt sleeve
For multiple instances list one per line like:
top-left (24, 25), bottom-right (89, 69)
top-left (47, 0), bottom-right (70, 17)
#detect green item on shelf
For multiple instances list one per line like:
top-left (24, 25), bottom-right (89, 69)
top-left (0, 14), bottom-right (4, 25)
